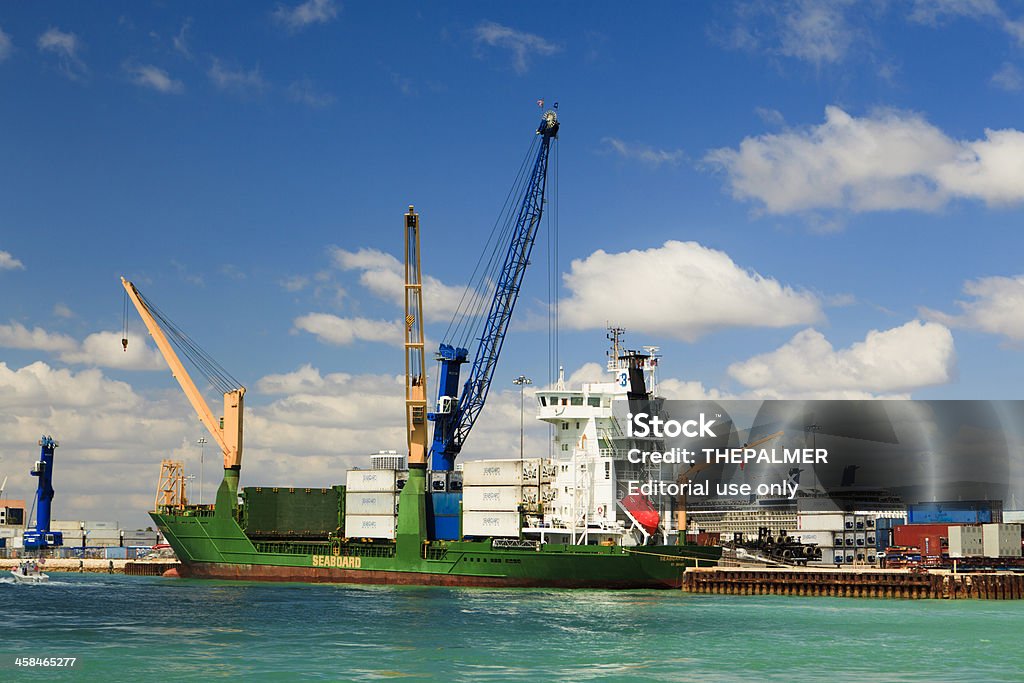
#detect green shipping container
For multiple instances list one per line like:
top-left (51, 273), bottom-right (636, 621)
top-left (242, 486), bottom-right (345, 539)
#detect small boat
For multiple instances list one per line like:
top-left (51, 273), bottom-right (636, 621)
top-left (10, 560), bottom-right (49, 583)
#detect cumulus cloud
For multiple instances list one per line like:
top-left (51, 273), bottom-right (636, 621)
top-left (601, 138), bottom-right (685, 167)
top-left (0, 250), bottom-right (25, 270)
top-left (0, 25), bottom-right (12, 62)
top-left (125, 62), bottom-right (184, 94)
top-left (472, 21), bottom-right (560, 74)
top-left (37, 27), bottom-right (87, 81)
top-left (558, 241), bottom-right (822, 341)
top-left (727, 320), bottom-right (955, 397)
top-left (707, 106), bottom-right (1024, 215)
top-left (293, 313), bottom-right (403, 346)
top-left (716, 0), bottom-right (858, 67)
top-left (273, 0), bottom-right (338, 32)
top-left (922, 275), bottom-right (1024, 342)
top-left (0, 322), bottom-right (164, 370)
top-left (908, 0), bottom-right (1024, 44)
top-left (208, 58), bottom-right (266, 94)
top-left (330, 247), bottom-right (467, 322)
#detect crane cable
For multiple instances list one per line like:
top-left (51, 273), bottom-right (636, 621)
top-left (134, 289), bottom-right (243, 394)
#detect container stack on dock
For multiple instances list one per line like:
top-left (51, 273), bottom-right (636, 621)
top-left (344, 470), bottom-right (399, 540)
top-left (461, 459), bottom-right (541, 538)
top-left (796, 512), bottom-right (879, 565)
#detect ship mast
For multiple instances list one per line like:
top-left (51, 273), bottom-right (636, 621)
top-left (405, 206), bottom-right (428, 468)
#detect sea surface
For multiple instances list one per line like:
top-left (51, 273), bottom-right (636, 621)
top-left (1, 572), bottom-right (1021, 681)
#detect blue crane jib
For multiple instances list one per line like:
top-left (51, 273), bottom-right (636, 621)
top-left (23, 435), bottom-right (64, 550)
top-left (428, 111), bottom-right (559, 471)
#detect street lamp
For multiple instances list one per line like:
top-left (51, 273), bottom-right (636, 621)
top-left (196, 437), bottom-right (208, 505)
top-left (80, 520), bottom-right (85, 558)
top-left (513, 375), bottom-right (532, 461)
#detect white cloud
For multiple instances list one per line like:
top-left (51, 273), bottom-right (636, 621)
top-left (0, 361), bottom-right (140, 411)
top-left (717, 0), bottom-right (858, 67)
top-left (472, 21), bottom-right (560, 74)
top-left (59, 331), bottom-right (166, 371)
top-left (0, 321), bottom-right (77, 352)
top-left (280, 275), bottom-right (309, 292)
top-left (273, 0), bottom-right (339, 32)
top-left (125, 63), bottom-right (184, 94)
top-left (727, 320), bottom-right (955, 397)
top-left (0, 25), bottom-right (12, 62)
top-left (559, 241), bottom-right (822, 341)
top-left (208, 58), bottom-right (266, 94)
top-left (174, 19), bottom-right (192, 59)
top-left (330, 247), bottom-right (466, 322)
top-left (601, 138), bottom-right (685, 167)
top-left (0, 250), bottom-right (25, 270)
top-left (293, 313), bottom-right (403, 346)
top-left (53, 303), bottom-right (74, 319)
top-left (908, 0), bottom-right (1024, 43)
top-left (37, 27), bottom-right (87, 81)
top-left (287, 78), bottom-right (335, 107)
top-left (991, 62), bottom-right (1022, 91)
top-left (707, 105), bottom-right (1024, 215)
top-left (922, 275), bottom-right (1024, 341)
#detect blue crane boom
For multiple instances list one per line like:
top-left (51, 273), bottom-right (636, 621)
top-left (428, 110), bottom-right (559, 471)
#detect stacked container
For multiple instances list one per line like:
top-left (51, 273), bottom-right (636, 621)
top-left (344, 469), bottom-right (399, 539)
top-left (461, 459), bottom-right (540, 537)
top-left (948, 525), bottom-right (984, 557)
top-left (982, 523), bottom-right (1022, 558)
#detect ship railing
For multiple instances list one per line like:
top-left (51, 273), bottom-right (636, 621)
top-left (424, 546), bottom-right (448, 561)
top-left (492, 538), bottom-right (541, 551)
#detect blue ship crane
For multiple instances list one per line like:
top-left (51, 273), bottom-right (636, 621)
top-left (22, 436), bottom-right (65, 550)
top-left (428, 110), bottom-right (559, 471)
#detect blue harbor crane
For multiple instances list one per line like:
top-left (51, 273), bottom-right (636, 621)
top-left (428, 109), bottom-right (559, 471)
top-left (22, 436), bottom-right (65, 550)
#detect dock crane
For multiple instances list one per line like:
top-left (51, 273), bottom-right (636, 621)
top-left (22, 436), bottom-right (64, 550)
top-left (427, 109), bottom-right (560, 471)
top-left (121, 278), bottom-right (246, 511)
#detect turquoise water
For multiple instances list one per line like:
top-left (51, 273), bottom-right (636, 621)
top-left (2, 573), bottom-right (1022, 681)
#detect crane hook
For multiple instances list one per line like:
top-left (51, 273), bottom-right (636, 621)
top-left (122, 337), bottom-right (128, 352)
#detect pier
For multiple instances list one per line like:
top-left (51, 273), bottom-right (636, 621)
top-left (682, 567), bottom-right (1024, 599)
top-left (2, 558), bottom-right (180, 576)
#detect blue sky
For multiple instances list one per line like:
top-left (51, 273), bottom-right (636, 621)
top-left (4, 0), bottom-right (1024, 526)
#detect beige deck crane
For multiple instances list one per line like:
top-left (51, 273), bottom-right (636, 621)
top-left (404, 206), bottom-right (428, 467)
top-left (675, 430), bottom-right (783, 533)
top-left (121, 277), bottom-right (246, 510)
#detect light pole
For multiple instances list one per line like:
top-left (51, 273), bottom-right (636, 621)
top-left (513, 375), bottom-right (532, 461)
top-left (80, 521), bottom-right (85, 558)
top-left (196, 437), bottom-right (207, 505)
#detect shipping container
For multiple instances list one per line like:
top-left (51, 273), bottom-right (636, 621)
top-left (448, 471), bottom-right (463, 492)
top-left (346, 469), bottom-right (398, 492)
top-left (797, 513), bottom-right (845, 531)
top-left (85, 521), bottom-right (118, 530)
top-left (844, 515), bottom-right (855, 530)
top-left (521, 458), bottom-right (541, 485)
top-left (344, 514), bottom-right (396, 539)
top-left (948, 525), bottom-right (984, 558)
top-left (432, 515), bottom-right (460, 541)
top-left (463, 486), bottom-right (531, 511)
top-left (893, 523), bottom-right (950, 556)
top-left (462, 459), bottom-right (528, 486)
top-left (104, 546), bottom-right (127, 559)
top-left (462, 510), bottom-right (520, 538)
top-left (429, 471), bottom-right (449, 492)
top-left (430, 492), bottom-right (462, 517)
top-left (908, 500), bottom-right (999, 525)
top-left (794, 531), bottom-right (834, 546)
top-left (982, 523), bottom-right (1022, 558)
top-left (344, 492), bottom-right (398, 516)
top-left (243, 486), bottom-right (343, 539)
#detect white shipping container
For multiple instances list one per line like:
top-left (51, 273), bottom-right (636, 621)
top-left (344, 514), bottom-right (396, 539)
top-left (463, 486), bottom-right (536, 511)
top-left (949, 526), bottom-right (984, 558)
top-left (797, 513), bottom-right (845, 531)
top-left (85, 521), bottom-right (118, 530)
top-left (521, 458), bottom-right (541, 485)
top-left (462, 511), bottom-right (520, 538)
top-left (345, 492), bottom-right (398, 516)
top-left (462, 460), bottom-right (525, 486)
top-left (346, 469), bottom-right (398, 493)
top-left (795, 531), bottom-right (834, 547)
top-left (983, 523), bottom-right (1022, 558)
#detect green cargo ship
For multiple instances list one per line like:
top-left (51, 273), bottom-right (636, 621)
top-left (153, 467), bottom-right (721, 588)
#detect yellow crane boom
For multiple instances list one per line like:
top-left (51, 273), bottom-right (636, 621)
top-left (121, 277), bottom-right (245, 506)
top-left (404, 206), bottom-right (427, 467)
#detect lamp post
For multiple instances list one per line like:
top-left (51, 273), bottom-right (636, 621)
top-left (196, 437), bottom-right (207, 505)
top-left (513, 375), bottom-right (532, 461)
top-left (80, 520), bottom-right (85, 558)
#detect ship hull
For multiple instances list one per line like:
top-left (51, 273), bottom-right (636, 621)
top-left (153, 510), bottom-right (720, 590)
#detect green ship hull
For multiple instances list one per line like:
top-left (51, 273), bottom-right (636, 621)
top-left (152, 469), bottom-right (721, 589)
